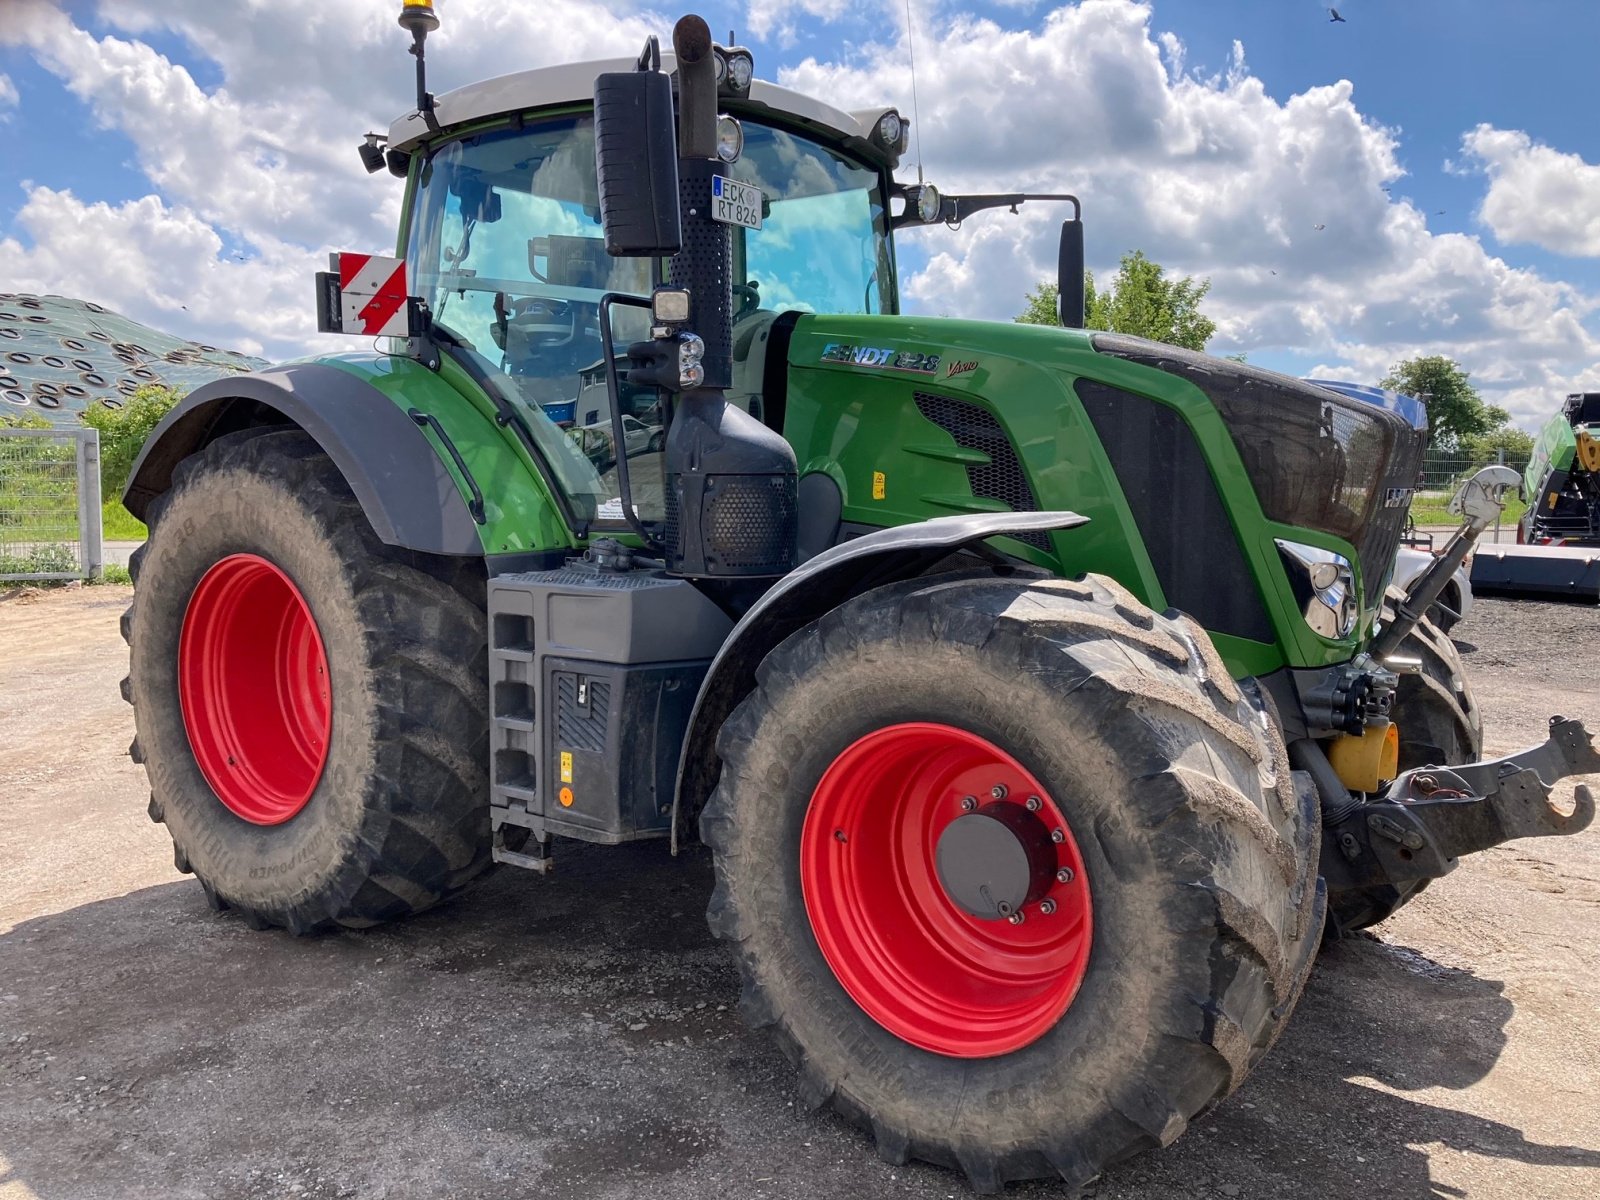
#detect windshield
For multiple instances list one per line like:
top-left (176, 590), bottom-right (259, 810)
top-left (406, 114), bottom-right (892, 528)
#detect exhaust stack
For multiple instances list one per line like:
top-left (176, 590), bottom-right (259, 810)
top-left (660, 16), bottom-right (797, 580)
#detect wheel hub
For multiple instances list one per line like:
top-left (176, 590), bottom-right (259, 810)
top-left (800, 722), bottom-right (1093, 1058)
top-left (935, 804), bottom-right (1057, 920)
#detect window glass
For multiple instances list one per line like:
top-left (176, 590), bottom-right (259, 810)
top-left (407, 115), bottom-right (892, 528)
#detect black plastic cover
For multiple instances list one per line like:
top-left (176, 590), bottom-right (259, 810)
top-left (1091, 333), bottom-right (1425, 605)
top-left (593, 70), bottom-right (682, 257)
top-left (1076, 378), bottom-right (1276, 644)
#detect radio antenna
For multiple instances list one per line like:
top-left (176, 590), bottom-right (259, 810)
top-left (903, 0), bottom-right (924, 183)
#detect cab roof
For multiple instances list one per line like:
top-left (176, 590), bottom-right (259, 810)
top-left (387, 55), bottom-right (900, 170)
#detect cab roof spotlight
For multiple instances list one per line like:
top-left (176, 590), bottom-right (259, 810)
top-left (358, 133), bottom-right (387, 174)
top-left (724, 48), bottom-right (753, 93)
top-left (876, 110), bottom-right (903, 149)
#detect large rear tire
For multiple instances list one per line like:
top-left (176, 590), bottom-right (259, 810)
top-left (702, 574), bottom-right (1324, 1191)
top-left (1327, 595), bottom-right (1483, 933)
top-left (122, 428), bottom-right (492, 932)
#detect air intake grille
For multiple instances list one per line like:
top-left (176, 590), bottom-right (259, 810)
top-left (704, 475), bottom-right (798, 570)
top-left (913, 392), bottom-right (1051, 550)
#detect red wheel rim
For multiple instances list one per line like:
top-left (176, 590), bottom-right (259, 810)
top-left (178, 553), bottom-right (332, 825)
top-left (800, 722), bottom-right (1092, 1058)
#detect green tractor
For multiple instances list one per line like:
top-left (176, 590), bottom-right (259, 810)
top-left (120, 5), bottom-right (1599, 1189)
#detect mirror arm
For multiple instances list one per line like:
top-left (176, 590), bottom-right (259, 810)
top-left (891, 191), bottom-right (1080, 230)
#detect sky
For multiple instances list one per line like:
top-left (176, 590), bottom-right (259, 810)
top-left (1, 0), bottom-right (1597, 429)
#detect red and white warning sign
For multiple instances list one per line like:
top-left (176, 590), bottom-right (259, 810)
top-left (315, 253), bottom-right (418, 338)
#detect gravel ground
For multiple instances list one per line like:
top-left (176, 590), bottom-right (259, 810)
top-left (1, 586), bottom-right (1597, 1200)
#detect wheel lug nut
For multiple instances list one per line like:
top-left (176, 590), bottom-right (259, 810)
top-left (961, 795), bottom-right (977, 812)
top-left (1007, 911), bottom-right (1025, 926)
top-left (1039, 898), bottom-right (1057, 915)
top-left (990, 784), bottom-right (1008, 800)
top-left (1056, 867), bottom-right (1075, 884)
top-left (1051, 829), bottom-right (1065, 844)
top-left (1025, 795), bottom-right (1042, 812)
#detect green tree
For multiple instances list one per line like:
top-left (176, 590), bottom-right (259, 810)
top-left (1379, 356), bottom-right (1509, 450)
top-left (1461, 424), bottom-right (1534, 468)
top-left (1016, 251), bottom-right (1215, 351)
top-left (80, 385), bottom-right (182, 497)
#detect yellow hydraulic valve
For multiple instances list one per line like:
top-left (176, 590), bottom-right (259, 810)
top-left (1328, 722), bottom-right (1400, 794)
top-left (1577, 427), bottom-right (1600, 473)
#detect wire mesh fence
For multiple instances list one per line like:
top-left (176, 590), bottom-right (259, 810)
top-left (1417, 450), bottom-right (1532, 496)
top-left (0, 427), bottom-right (102, 581)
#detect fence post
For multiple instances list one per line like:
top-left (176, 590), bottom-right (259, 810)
top-left (78, 428), bottom-right (104, 580)
top-left (1494, 447), bottom-right (1505, 544)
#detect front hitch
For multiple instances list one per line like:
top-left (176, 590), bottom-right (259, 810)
top-left (1323, 716), bottom-right (1599, 892)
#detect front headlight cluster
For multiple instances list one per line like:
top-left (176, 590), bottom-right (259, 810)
top-left (677, 332), bottom-right (706, 390)
top-left (1277, 539), bottom-right (1358, 639)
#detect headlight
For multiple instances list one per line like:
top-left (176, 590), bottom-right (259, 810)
top-left (916, 183), bottom-right (941, 223)
top-left (715, 115), bottom-right (744, 163)
top-left (725, 50), bottom-right (753, 91)
top-left (876, 111), bottom-right (903, 147)
top-left (1277, 539), bottom-right (1358, 639)
top-left (678, 332), bottom-right (706, 366)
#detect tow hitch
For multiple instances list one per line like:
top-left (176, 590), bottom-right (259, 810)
top-left (1324, 716), bottom-right (1599, 893)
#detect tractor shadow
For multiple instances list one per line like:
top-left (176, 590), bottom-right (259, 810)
top-left (1, 846), bottom-right (1596, 1199)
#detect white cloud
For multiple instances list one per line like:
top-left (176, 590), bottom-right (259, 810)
top-left (0, 186), bottom-right (339, 360)
top-left (779, 2), bottom-right (1599, 427)
top-left (0, 73), bottom-right (18, 109)
top-left (1461, 124), bottom-right (1600, 258)
top-left (746, 0), bottom-right (853, 44)
top-left (0, 0), bottom-right (1595, 429)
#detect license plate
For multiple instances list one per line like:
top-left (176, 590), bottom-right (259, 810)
top-left (711, 176), bottom-right (763, 230)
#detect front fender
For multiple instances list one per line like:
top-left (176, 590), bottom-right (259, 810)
top-left (124, 363), bottom-right (481, 556)
top-left (670, 510), bottom-right (1089, 849)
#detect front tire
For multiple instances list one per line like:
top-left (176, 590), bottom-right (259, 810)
top-left (123, 428), bottom-right (492, 932)
top-left (702, 574), bottom-right (1323, 1190)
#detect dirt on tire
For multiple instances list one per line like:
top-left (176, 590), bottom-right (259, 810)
top-left (123, 428), bottom-right (493, 933)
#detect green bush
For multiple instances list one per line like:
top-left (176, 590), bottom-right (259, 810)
top-left (80, 385), bottom-right (182, 498)
top-left (0, 543), bottom-right (78, 577)
top-left (0, 412), bottom-right (53, 431)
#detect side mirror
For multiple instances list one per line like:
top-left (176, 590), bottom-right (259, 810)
top-left (1057, 218), bottom-right (1085, 329)
top-left (594, 67), bottom-right (682, 257)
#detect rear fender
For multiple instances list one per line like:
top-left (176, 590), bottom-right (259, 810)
top-left (670, 510), bottom-right (1088, 849)
top-left (124, 363), bottom-right (482, 556)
